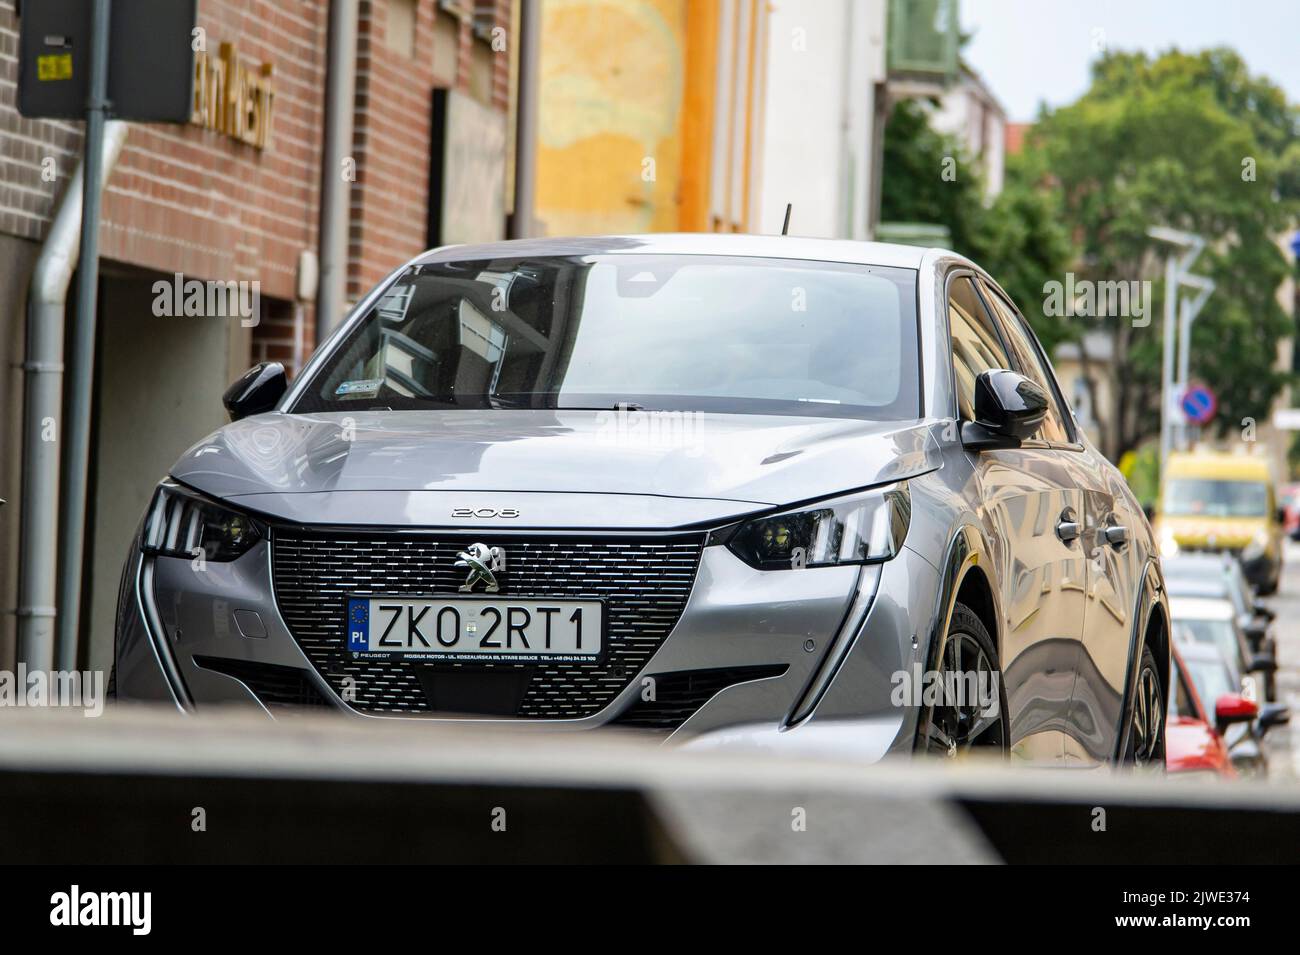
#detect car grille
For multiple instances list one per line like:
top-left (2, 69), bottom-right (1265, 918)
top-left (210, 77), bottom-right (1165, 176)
top-left (193, 656), bottom-right (335, 710)
top-left (270, 530), bottom-right (705, 718)
top-left (611, 665), bottom-right (788, 734)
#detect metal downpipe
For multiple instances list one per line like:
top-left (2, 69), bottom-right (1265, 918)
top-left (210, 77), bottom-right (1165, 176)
top-left (16, 120), bottom-right (128, 672)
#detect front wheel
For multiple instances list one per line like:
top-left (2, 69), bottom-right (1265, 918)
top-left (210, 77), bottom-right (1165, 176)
top-left (1121, 644), bottom-right (1165, 769)
top-left (916, 603), bottom-right (1009, 759)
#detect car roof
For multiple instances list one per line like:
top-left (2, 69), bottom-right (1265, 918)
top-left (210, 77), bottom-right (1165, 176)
top-left (1175, 638), bottom-right (1231, 664)
top-left (1161, 553), bottom-right (1234, 574)
top-left (1166, 578), bottom-right (1230, 599)
top-left (412, 233), bottom-right (932, 270)
top-left (1169, 595), bottom-right (1236, 621)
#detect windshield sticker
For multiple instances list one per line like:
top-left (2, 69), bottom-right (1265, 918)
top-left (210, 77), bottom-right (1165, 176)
top-left (335, 378), bottom-right (383, 399)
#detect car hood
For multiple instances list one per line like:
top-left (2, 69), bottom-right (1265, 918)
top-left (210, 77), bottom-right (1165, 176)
top-left (171, 410), bottom-right (941, 527)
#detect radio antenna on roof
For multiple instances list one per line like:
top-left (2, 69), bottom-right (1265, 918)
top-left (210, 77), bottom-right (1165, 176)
top-left (781, 203), bottom-right (792, 236)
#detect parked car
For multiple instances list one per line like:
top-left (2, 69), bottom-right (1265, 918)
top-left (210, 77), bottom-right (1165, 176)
top-left (1167, 640), bottom-right (1238, 779)
top-left (1169, 595), bottom-right (1274, 706)
top-left (1171, 633), bottom-right (1289, 778)
top-left (113, 235), bottom-right (1171, 767)
top-left (1162, 552), bottom-right (1277, 698)
top-left (1155, 450), bottom-right (1283, 594)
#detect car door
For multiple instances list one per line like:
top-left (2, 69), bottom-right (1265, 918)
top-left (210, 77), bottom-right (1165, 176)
top-left (977, 279), bottom-right (1140, 765)
top-left (948, 275), bottom-right (1086, 765)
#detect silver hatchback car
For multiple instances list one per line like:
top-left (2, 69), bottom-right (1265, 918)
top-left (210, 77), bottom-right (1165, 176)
top-left (114, 234), bottom-right (1170, 767)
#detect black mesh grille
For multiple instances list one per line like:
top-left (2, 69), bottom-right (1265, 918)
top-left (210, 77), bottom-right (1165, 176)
top-left (612, 665), bottom-right (789, 733)
top-left (193, 656), bottom-right (335, 710)
top-left (270, 530), bottom-right (704, 717)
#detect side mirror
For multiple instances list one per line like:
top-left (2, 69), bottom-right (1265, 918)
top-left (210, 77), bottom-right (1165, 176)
top-left (1242, 620), bottom-right (1268, 652)
top-left (1258, 703), bottom-right (1290, 736)
top-left (222, 362), bottom-right (287, 421)
top-left (1253, 599), bottom-right (1276, 621)
top-left (1248, 653), bottom-right (1278, 675)
top-left (1215, 692), bottom-right (1258, 732)
top-left (960, 370), bottom-right (1048, 451)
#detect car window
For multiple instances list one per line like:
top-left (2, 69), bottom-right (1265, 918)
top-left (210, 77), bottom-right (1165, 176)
top-left (947, 276), bottom-right (1012, 422)
top-left (977, 280), bottom-right (1072, 444)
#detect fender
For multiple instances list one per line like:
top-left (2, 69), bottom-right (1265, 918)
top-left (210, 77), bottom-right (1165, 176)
top-left (925, 520), bottom-right (1004, 678)
top-left (1111, 557), bottom-right (1170, 762)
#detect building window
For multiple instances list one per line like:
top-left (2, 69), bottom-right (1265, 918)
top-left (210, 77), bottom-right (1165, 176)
top-left (386, 0), bottom-right (418, 59)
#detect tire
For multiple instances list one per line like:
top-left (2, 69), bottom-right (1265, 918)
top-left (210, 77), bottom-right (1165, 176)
top-left (1121, 644), bottom-right (1166, 769)
top-left (915, 602), bottom-right (1009, 759)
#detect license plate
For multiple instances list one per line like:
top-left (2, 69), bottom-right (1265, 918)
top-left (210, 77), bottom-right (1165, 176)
top-left (346, 596), bottom-right (603, 662)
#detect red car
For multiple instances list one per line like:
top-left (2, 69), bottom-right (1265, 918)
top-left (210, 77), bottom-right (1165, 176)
top-left (1280, 482), bottom-right (1300, 540)
top-left (1167, 640), bottom-right (1260, 778)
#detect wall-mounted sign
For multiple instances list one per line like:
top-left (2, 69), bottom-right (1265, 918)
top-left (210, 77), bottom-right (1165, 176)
top-left (191, 42), bottom-right (276, 150)
top-left (18, 0), bottom-right (197, 122)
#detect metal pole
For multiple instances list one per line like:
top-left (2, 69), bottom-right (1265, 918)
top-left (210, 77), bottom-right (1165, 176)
top-left (1160, 254), bottom-right (1178, 467)
top-left (53, 0), bottom-right (112, 673)
top-left (1176, 296), bottom-right (1192, 451)
top-left (509, 0), bottom-right (540, 239)
top-left (316, 0), bottom-right (359, 344)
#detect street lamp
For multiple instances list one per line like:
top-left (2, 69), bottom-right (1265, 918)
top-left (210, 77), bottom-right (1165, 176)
top-left (1148, 227), bottom-right (1214, 465)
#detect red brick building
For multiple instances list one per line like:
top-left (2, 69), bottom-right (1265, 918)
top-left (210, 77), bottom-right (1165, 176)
top-left (0, 0), bottom-right (516, 669)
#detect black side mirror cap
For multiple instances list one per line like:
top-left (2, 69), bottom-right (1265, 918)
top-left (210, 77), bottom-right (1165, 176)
top-left (960, 369), bottom-right (1048, 452)
top-left (1259, 703), bottom-right (1290, 733)
top-left (1249, 653), bottom-right (1278, 675)
top-left (1253, 600), bottom-right (1276, 621)
top-left (223, 362), bottom-right (287, 421)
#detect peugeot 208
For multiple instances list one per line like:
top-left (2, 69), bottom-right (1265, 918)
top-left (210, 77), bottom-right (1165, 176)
top-left (114, 235), bottom-right (1170, 766)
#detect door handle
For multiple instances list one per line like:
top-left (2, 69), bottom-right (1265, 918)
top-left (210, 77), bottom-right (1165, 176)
top-left (1104, 524), bottom-right (1128, 547)
top-left (1055, 512), bottom-right (1080, 543)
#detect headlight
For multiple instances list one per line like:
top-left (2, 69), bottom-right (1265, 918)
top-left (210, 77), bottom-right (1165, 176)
top-left (721, 482), bottom-right (911, 570)
top-left (143, 482), bottom-right (264, 561)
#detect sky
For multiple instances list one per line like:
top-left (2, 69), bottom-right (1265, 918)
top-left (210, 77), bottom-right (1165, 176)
top-left (960, 0), bottom-right (1300, 122)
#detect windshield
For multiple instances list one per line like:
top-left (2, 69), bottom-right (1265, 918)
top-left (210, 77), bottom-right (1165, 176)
top-left (1175, 618), bottom-right (1242, 677)
top-left (1163, 478), bottom-right (1269, 517)
top-left (294, 255), bottom-right (920, 418)
top-left (1184, 657), bottom-right (1235, 711)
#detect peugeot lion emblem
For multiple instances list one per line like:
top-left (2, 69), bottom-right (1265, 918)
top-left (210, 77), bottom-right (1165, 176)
top-left (455, 542), bottom-right (506, 593)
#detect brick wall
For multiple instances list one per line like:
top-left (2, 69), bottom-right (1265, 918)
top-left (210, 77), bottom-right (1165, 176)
top-left (347, 0), bottom-right (512, 299)
top-left (1, 1), bottom-right (327, 304)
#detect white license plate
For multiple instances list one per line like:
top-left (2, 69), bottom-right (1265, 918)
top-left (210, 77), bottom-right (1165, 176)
top-left (346, 596), bottom-right (603, 662)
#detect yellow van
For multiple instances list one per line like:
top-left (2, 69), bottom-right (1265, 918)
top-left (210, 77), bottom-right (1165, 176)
top-left (1156, 451), bottom-right (1282, 593)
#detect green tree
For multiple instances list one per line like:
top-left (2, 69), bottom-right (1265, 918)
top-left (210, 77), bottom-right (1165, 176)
top-left (1030, 48), bottom-right (1298, 460)
top-left (879, 99), bottom-right (1075, 354)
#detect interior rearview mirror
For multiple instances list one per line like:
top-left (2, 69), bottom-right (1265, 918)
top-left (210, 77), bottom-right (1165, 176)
top-left (222, 362), bottom-right (287, 421)
top-left (960, 369), bottom-right (1048, 451)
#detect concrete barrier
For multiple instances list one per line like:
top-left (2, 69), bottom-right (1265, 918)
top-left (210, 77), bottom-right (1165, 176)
top-left (0, 706), bottom-right (1297, 863)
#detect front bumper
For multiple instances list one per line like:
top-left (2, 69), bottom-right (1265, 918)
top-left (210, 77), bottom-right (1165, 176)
top-left (114, 525), bottom-right (940, 762)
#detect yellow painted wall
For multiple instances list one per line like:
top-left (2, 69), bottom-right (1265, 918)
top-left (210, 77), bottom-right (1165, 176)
top-left (536, 0), bottom-right (690, 235)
